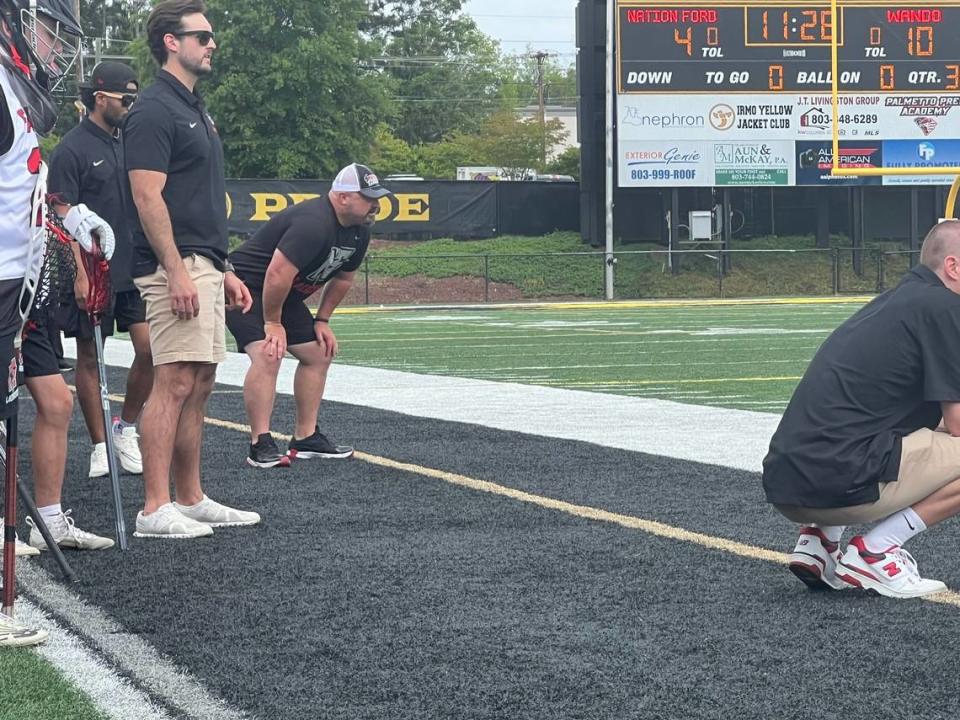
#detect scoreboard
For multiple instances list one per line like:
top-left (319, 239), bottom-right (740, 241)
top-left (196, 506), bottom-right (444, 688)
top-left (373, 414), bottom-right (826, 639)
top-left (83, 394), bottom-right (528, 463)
top-left (619, 5), bottom-right (960, 93)
top-left (615, 2), bottom-right (960, 187)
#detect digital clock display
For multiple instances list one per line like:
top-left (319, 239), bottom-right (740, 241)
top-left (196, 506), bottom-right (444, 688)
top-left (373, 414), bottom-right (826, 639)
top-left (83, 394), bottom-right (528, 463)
top-left (744, 7), bottom-right (842, 45)
top-left (618, 2), bottom-right (960, 93)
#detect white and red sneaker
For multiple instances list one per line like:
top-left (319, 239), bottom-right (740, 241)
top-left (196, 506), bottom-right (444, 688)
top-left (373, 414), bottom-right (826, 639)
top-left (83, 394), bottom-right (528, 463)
top-left (788, 526), bottom-right (849, 591)
top-left (835, 536), bottom-right (946, 599)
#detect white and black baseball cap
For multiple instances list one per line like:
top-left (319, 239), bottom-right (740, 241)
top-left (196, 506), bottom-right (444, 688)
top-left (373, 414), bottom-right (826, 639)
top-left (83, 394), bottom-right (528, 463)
top-left (331, 163), bottom-right (393, 199)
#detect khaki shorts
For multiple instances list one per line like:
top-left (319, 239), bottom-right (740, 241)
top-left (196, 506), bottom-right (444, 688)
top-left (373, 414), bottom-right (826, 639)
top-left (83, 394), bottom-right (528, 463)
top-left (134, 254), bottom-right (225, 366)
top-left (775, 427), bottom-right (960, 525)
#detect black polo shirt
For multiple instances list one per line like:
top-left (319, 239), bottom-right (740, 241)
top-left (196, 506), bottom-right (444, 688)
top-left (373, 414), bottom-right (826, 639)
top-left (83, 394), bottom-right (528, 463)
top-left (123, 70), bottom-right (227, 277)
top-left (229, 197), bottom-right (370, 301)
top-left (48, 118), bottom-right (134, 292)
top-left (763, 265), bottom-right (960, 509)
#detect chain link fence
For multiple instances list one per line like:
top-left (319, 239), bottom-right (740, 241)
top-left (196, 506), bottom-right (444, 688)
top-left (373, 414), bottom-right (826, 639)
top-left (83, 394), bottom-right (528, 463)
top-left (340, 247), bottom-right (917, 306)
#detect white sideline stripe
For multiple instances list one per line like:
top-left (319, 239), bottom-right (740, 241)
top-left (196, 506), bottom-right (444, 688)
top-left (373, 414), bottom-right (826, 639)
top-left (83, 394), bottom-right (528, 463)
top-left (15, 596), bottom-right (173, 720)
top-left (18, 562), bottom-right (247, 720)
top-left (63, 338), bottom-right (779, 473)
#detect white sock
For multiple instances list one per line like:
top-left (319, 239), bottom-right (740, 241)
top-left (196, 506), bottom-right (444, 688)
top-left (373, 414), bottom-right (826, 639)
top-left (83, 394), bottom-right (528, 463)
top-left (862, 507), bottom-right (926, 553)
top-left (38, 504), bottom-right (63, 522)
top-left (113, 418), bottom-right (135, 432)
top-left (810, 524), bottom-right (845, 544)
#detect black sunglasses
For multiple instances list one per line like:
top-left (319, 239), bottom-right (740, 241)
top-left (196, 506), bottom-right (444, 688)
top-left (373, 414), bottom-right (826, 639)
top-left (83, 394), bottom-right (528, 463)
top-left (173, 30), bottom-right (215, 46)
top-left (97, 91), bottom-right (137, 107)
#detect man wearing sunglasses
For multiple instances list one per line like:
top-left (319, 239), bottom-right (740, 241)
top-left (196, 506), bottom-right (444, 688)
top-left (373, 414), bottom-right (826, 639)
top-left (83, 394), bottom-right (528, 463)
top-left (49, 61), bottom-right (153, 484)
top-left (124, 0), bottom-right (257, 540)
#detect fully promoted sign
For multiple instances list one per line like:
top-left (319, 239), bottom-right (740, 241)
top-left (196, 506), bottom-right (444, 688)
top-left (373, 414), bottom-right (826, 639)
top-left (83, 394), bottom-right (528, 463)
top-left (224, 180), bottom-right (497, 237)
top-left (615, 1), bottom-right (960, 187)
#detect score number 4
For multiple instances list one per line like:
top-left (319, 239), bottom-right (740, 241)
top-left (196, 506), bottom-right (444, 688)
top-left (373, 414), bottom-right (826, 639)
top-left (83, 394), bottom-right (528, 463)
top-left (674, 26), bottom-right (720, 56)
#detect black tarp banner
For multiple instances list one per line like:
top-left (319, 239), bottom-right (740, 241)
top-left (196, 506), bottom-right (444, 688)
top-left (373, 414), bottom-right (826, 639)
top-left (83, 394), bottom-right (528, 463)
top-left (226, 180), bottom-right (499, 238)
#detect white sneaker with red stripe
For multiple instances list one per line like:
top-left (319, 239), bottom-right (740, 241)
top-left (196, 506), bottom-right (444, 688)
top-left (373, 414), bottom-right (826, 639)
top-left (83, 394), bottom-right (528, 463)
top-left (788, 526), bottom-right (849, 591)
top-left (836, 536), bottom-right (947, 599)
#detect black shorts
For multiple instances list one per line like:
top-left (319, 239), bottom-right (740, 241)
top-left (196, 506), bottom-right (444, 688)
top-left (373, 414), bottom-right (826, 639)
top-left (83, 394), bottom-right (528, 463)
top-left (22, 310), bottom-right (61, 378)
top-left (225, 292), bottom-right (315, 352)
top-left (59, 288), bottom-right (147, 341)
top-left (0, 329), bottom-right (18, 419)
top-left (0, 279), bottom-right (24, 419)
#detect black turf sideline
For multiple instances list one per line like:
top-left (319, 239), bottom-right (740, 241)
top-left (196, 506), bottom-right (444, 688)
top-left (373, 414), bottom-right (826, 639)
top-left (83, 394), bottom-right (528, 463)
top-left (12, 368), bottom-right (960, 720)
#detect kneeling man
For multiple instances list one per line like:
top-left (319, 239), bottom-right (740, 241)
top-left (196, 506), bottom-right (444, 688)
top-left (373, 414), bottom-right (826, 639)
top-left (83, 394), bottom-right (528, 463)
top-left (764, 220), bottom-right (960, 599)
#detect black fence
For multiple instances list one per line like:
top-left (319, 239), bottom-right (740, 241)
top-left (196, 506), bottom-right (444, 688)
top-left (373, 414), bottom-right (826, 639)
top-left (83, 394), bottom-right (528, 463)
top-left (335, 246), bottom-right (911, 306)
top-left (225, 179), bottom-right (580, 240)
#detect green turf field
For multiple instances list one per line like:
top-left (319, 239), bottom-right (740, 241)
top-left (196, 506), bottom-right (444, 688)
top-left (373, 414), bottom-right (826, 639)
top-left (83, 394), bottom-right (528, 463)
top-left (332, 299), bottom-right (866, 413)
top-left (0, 649), bottom-right (107, 720)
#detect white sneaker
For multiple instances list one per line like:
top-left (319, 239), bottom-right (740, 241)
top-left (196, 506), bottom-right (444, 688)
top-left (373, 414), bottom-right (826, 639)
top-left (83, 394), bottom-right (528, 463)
top-left (113, 424), bottom-right (143, 475)
top-left (27, 510), bottom-right (114, 551)
top-left (0, 611), bottom-right (47, 647)
top-left (788, 526), bottom-right (849, 591)
top-left (88, 443), bottom-right (108, 478)
top-left (0, 517), bottom-right (40, 556)
top-left (836, 536), bottom-right (947, 599)
top-left (133, 503), bottom-right (214, 539)
top-left (174, 495), bottom-right (261, 528)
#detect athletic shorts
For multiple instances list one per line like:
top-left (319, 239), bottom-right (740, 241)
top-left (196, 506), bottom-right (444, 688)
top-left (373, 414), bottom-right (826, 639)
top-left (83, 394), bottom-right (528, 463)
top-left (0, 278), bottom-right (24, 418)
top-left (60, 288), bottom-right (147, 340)
top-left (225, 291), bottom-right (315, 352)
top-left (21, 311), bottom-right (60, 378)
top-left (774, 427), bottom-right (960, 525)
top-left (134, 254), bottom-right (225, 366)
top-left (0, 329), bottom-right (18, 420)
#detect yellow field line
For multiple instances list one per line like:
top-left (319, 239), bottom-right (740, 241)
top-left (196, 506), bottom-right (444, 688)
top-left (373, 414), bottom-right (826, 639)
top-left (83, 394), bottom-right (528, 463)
top-left (183, 404), bottom-right (960, 607)
top-left (538, 376), bottom-right (803, 386)
top-left (333, 296), bottom-right (872, 315)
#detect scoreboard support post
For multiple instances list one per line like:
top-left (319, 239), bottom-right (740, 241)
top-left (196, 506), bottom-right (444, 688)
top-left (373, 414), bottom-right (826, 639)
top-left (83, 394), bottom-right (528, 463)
top-left (721, 188), bottom-right (732, 274)
top-left (604, 0), bottom-right (616, 299)
top-left (909, 188), bottom-right (919, 256)
top-left (670, 188), bottom-right (681, 274)
top-left (816, 192), bottom-right (830, 249)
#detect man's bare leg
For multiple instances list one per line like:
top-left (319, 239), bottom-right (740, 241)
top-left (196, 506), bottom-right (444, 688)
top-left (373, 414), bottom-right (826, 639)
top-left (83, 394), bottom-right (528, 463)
top-left (288, 342), bottom-right (331, 440)
top-left (242, 340), bottom-right (281, 441)
top-left (171, 363), bottom-right (215, 506)
top-left (140, 362), bottom-right (195, 513)
top-left (26, 374), bottom-right (72, 507)
top-left (74, 339), bottom-right (105, 443)
top-left (121, 322), bottom-right (153, 424)
top-left (911, 475), bottom-right (960, 527)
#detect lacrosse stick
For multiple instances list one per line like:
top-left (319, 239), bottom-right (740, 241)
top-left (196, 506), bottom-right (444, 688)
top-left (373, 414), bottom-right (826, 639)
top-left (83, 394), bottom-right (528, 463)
top-left (77, 239), bottom-right (127, 551)
top-left (3, 163), bottom-right (78, 617)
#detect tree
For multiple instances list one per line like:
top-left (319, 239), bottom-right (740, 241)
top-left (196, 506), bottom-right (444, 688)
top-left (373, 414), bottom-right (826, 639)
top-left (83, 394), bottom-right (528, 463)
top-left (201, 0), bottom-right (389, 178)
top-left (464, 110), bottom-right (567, 178)
top-left (413, 135), bottom-right (475, 179)
top-left (366, 0), bottom-right (504, 144)
top-left (368, 123), bottom-right (417, 176)
top-left (79, 0), bottom-right (150, 46)
top-left (545, 146), bottom-right (580, 180)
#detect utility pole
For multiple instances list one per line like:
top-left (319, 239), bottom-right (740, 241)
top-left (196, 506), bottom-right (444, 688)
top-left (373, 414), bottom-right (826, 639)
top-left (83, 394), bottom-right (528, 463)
top-left (533, 50), bottom-right (549, 168)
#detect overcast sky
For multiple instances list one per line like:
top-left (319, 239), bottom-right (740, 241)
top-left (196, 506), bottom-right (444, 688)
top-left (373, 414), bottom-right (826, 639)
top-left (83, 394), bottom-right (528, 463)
top-left (463, 0), bottom-right (578, 64)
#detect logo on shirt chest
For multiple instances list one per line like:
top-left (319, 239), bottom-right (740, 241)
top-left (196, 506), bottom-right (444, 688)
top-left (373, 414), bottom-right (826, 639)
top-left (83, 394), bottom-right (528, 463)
top-left (303, 246), bottom-right (357, 285)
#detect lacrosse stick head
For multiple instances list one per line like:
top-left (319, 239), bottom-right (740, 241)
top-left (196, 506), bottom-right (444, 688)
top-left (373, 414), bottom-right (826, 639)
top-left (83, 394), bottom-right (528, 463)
top-left (79, 238), bottom-right (111, 323)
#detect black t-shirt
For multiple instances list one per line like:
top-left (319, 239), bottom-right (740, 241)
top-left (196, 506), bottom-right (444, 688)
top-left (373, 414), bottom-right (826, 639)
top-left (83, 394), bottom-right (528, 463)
top-left (123, 70), bottom-right (227, 277)
top-left (763, 265), bottom-right (960, 508)
top-left (48, 118), bottom-right (134, 291)
top-left (229, 197), bottom-right (370, 302)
